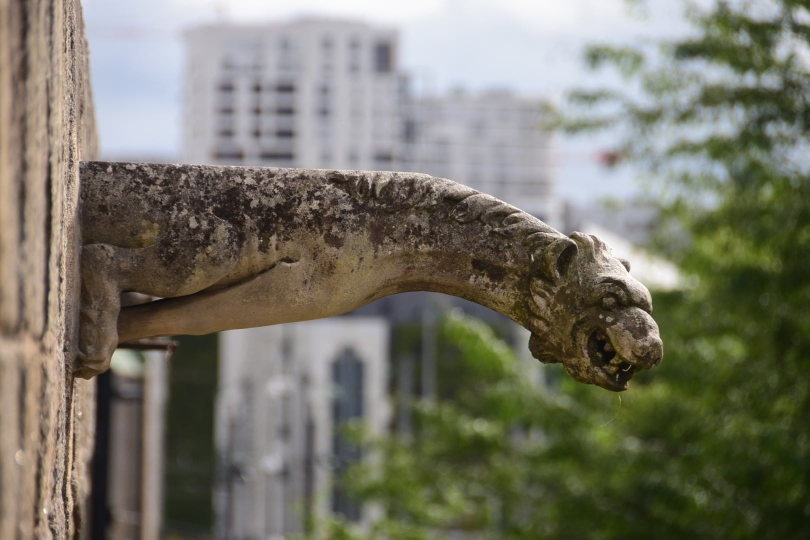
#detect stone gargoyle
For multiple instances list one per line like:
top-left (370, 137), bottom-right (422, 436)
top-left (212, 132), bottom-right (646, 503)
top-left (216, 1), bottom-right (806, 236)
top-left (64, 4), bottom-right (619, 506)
top-left (77, 161), bottom-right (663, 391)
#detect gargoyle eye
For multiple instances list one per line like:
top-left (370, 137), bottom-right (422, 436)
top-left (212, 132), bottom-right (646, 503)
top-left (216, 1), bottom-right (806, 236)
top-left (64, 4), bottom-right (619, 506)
top-left (601, 294), bottom-right (618, 309)
top-left (595, 280), bottom-right (630, 308)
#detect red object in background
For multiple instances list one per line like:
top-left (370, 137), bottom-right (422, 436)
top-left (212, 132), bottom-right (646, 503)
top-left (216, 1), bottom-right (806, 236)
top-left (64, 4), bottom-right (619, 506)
top-left (596, 150), bottom-right (623, 168)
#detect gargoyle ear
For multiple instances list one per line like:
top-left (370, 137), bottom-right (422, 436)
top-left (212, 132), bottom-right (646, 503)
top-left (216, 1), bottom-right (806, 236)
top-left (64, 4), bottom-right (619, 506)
top-left (618, 258), bottom-right (631, 272)
top-left (536, 237), bottom-right (578, 283)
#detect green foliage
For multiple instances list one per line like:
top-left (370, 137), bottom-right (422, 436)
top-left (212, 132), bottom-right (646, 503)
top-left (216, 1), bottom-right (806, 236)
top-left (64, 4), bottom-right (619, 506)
top-left (163, 334), bottom-right (219, 536)
top-left (310, 1), bottom-right (810, 538)
top-left (568, 2), bottom-right (810, 535)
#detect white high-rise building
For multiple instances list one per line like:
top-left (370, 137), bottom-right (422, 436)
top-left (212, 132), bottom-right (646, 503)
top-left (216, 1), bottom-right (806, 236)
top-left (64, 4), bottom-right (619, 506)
top-left (405, 90), bottom-right (558, 226)
top-left (215, 319), bottom-right (390, 539)
top-left (183, 19), bottom-right (403, 171)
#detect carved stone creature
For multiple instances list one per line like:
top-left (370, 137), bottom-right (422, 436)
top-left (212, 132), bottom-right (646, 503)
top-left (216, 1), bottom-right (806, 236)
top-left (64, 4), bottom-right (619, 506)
top-left (78, 161), bottom-right (663, 390)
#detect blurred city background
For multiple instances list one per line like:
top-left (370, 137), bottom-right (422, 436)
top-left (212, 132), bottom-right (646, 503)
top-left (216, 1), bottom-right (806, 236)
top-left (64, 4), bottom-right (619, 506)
top-left (80, 0), bottom-right (810, 539)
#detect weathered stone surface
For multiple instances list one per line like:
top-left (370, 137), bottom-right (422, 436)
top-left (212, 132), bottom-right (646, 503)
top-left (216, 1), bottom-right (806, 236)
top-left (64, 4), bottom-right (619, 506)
top-left (0, 0), bottom-right (98, 537)
top-left (79, 162), bottom-right (662, 391)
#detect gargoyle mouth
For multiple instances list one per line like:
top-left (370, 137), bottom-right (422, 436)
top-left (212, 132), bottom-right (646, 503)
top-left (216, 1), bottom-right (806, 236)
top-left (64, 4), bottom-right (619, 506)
top-left (587, 329), bottom-right (636, 391)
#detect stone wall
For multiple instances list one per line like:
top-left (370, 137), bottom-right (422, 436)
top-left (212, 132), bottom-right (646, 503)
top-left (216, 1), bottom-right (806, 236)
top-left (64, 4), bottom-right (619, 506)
top-left (0, 0), bottom-right (98, 537)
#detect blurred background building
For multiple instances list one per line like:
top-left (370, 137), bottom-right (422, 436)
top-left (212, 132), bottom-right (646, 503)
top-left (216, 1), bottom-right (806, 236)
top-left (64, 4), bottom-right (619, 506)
top-left (403, 89), bottom-right (557, 225)
top-left (216, 319), bottom-right (389, 538)
top-left (182, 20), bottom-right (404, 171)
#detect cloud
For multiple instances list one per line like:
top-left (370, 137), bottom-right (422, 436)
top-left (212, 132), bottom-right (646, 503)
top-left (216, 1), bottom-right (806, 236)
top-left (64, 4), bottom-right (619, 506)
top-left (167, 0), bottom-right (444, 23)
top-left (397, 0), bottom-right (688, 98)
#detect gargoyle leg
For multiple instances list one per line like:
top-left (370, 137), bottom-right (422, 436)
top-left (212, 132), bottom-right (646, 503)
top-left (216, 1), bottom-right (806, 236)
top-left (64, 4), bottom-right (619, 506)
top-left (76, 243), bottom-right (125, 378)
top-left (116, 260), bottom-right (307, 342)
top-left (77, 223), bottom-right (243, 377)
top-left (77, 240), bottom-right (234, 378)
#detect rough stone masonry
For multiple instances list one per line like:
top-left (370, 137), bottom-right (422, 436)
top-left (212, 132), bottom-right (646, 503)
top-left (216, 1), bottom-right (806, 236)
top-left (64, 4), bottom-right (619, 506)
top-left (0, 0), bottom-right (98, 537)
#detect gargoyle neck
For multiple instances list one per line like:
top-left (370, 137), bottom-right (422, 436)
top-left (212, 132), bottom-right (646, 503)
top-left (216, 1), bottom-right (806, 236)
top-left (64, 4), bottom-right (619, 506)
top-left (361, 240), bottom-right (526, 320)
top-left (322, 170), bottom-right (564, 327)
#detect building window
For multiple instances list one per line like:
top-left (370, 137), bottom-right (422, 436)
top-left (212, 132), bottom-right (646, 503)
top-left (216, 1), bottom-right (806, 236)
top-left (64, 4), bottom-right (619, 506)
top-left (218, 106), bottom-right (234, 115)
top-left (374, 151), bottom-right (394, 163)
top-left (276, 107), bottom-right (295, 115)
top-left (259, 151), bottom-right (295, 160)
top-left (252, 128), bottom-right (261, 139)
top-left (218, 128), bottom-right (234, 138)
top-left (275, 129), bottom-right (295, 138)
top-left (218, 81), bottom-right (235, 92)
top-left (213, 149), bottom-right (244, 161)
top-left (251, 81), bottom-right (262, 93)
top-left (331, 348), bottom-right (364, 522)
top-left (374, 42), bottom-right (392, 73)
top-left (403, 119), bottom-right (416, 143)
top-left (276, 83), bottom-right (296, 93)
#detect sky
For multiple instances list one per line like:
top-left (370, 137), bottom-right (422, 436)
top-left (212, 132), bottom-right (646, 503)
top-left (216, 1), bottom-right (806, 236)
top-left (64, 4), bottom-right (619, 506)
top-left (81, 0), bottom-right (698, 205)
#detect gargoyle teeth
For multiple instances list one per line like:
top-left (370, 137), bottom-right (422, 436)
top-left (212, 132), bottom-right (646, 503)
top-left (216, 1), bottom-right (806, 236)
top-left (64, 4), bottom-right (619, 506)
top-left (605, 360), bottom-right (635, 380)
top-left (596, 330), bottom-right (607, 341)
top-left (588, 329), bottom-right (619, 368)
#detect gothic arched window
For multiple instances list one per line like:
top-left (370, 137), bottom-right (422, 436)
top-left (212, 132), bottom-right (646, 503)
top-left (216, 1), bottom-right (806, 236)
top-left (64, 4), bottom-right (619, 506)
top-left (330, 348), bottom-right (364, 521)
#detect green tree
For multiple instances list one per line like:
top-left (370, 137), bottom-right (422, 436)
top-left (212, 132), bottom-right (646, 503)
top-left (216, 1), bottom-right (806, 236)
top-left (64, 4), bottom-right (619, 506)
top-left (309, 1), bottom-right (810, 538)
top-left (548, 0), bottom-right (810, 536)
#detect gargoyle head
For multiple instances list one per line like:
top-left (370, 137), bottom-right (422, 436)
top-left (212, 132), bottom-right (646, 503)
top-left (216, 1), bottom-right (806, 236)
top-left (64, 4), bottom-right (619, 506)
top-left (526, 232), bottom-right (663, 391)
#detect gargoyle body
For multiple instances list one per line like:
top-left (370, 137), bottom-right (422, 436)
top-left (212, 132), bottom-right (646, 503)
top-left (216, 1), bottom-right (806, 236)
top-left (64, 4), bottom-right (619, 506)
top-left (78, 161), bottom-right (663, 390)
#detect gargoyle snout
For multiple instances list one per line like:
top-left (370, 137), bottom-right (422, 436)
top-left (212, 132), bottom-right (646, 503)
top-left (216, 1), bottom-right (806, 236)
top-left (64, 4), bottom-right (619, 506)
top-left (634, 334), bottom-right (663, 368)
top-left (626, 311), bottom-right (663, 369)
top-left (608, 309), bottom-right (663, 370)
